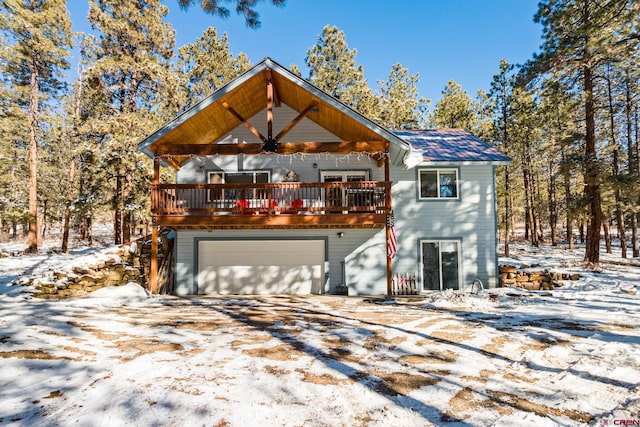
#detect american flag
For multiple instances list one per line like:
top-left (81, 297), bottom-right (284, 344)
top-left (387, 211), bottom-right (397, 259)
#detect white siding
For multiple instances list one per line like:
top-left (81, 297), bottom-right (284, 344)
top-left (170, 105), bottom-right (499, 294)
top-left (174, 228), bottom-right (386, 296)
top-left (390, 163), bottom-right (499, 289)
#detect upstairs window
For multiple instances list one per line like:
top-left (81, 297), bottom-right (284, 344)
top-left (418, 169), bottom-right (458, 199)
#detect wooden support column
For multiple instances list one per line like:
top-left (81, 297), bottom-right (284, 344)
top-left (384, 146), bottom-right (393, 296)
top-left (149, 155), bottom-right (160, 294)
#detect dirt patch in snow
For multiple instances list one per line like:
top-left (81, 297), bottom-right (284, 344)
top-left (0, 349), bottom-right (76, 360)
top-left (243, 343), bottom-right (305, 361)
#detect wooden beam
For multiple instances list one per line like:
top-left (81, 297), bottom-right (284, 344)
top-left (275, 101), bottom-right (317, 142)
top-left (221, 101), bottom-right (266, 143)
top-left (266, 78), bottom-right (273, 140)
top-left (153, 155), bottom-right (160, 185)
top-left (154, 213), bottom-right (387, 228)
top-left (266, 68), bottom-right (281, 107)
top-left (154, 140), bottom-right (388, 156)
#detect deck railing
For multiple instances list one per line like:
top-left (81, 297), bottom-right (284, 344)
top-left (151, 181), bottom-right (391, 216)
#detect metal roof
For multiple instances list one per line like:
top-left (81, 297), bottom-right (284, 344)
top-left (393, 129), bottom-right (511, 164)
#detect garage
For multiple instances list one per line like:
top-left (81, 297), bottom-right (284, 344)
top-left (197, 239), bottom-right (325, 295)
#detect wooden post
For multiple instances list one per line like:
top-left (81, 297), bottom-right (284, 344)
top-left (150, 224), bottom-right (159, 294)
top-left (384, 146), bottom-right (393, 296)
top-left (266, 78), bottom-right (273, 139)
top-left (149, 155), bottom-right (160, 294)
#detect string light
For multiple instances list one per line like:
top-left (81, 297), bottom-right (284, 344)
top-left (156, 151), bottom-right (389, 163)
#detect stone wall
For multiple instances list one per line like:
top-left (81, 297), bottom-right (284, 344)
top-left (499, 264), bottom-right (580, 291)
top-left (19, 238), bottom-right (162, 299)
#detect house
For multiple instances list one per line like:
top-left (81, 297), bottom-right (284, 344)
top-left (138, 58), bottom-right (510, 296)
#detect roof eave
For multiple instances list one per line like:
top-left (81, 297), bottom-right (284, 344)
top-left (138, 57), bottom-right (413, 165)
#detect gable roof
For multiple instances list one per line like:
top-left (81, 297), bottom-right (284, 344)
top-left (393, 129), bottom-right (511, 164)
top-left (138, 57), bottom-right (412, 168)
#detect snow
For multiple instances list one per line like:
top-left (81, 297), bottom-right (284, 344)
top-left (1, 238), bottom-right (639, 426)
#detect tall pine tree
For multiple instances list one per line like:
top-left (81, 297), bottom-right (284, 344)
top-left (377, 63), bottom-right (429, 129)
top-left (305, 25), bottom-right (380, 119)
top-left (526, 0), bottom-right (639, 263)
top-left (0, 0), bottom-right (73, 252)
top-left (177, 26), bottom-right (252, 109)
top-left (83, 0), bottom-right (177, 244)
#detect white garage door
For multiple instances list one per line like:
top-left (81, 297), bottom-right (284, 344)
top-left (197, 240), bottom-right (325, 295)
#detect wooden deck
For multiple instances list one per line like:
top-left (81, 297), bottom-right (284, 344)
top-left (151, 181), bottom-right (391, 229)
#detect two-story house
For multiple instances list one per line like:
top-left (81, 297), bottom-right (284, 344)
top-left (138, 58), bottom-right (510, 296)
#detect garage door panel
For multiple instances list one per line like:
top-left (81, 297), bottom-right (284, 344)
top-left (197, 240), bottom-right (324, 295)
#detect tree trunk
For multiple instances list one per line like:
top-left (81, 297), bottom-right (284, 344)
top-left (604, 67), bottom-right (627, 258)
top-left (504, 166), bottom-right (511, 256)
top-left (548, 160), bottom-right (557, 245)
top-left (603, 219), bottom-right (611, 254)
top-left (613, 148), bottom-right (627, 258)
top-left (523, 158), bottom-right (539, 247)
top-left (86, 217), bottom-right (92, 246)
top-left (582, 63), bottom-right (602, 264)
top-left (627, 74), bottom-right (639, 258)
top-left (26, 59), bottom-right (40, 253)
top-left (562, 150), bottom-right (574, 249)
top-left (61, 157), bottom-right (76, 253)
top-left (40, 200), bottom-right (47, 239)
top-left (114, 174), bottom-right (122, 245)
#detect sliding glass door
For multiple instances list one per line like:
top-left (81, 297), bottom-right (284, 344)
top-left (421, 240), bottom-right (460, 291)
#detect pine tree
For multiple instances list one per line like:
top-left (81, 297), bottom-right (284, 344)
top-left (0, 0), bottom-right (73, 252)
top-left (177, 27), bottom-right (252, 109)
top-left (177, 0), bottom-right (285, 28)
top-left (488, 60), bottom-right (516, 255)
top-left (305, 25), bottom-right (380, 119)
top-left (83, 0), bottom-right (177, 244)
top-left (430, 80), bottom-right (480, 131)
top-left (528, 0), bottom-right (640, 264)
top-left (377, 63), bottom-right (429, 129)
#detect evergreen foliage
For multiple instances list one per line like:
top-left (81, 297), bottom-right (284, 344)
top-left (0, 1), bottom-right (638, 264)
top-left (0, 0), bottom-right (73, 251)
top-left (177, 0), bottom-right (285, 29)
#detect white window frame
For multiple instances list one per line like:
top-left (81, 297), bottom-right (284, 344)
top-left (208, 170), bottom-right (271, 184)
top-left (207, 170), bottom-right (271, 202)
top-left (418, 168), bottom-right (459, 200)
top-left (320, 170), bottom-right (369, 182)
top-left (320, 171), bottom-right (369, 212)
top-left (420, 239), bottom-right (462, 291)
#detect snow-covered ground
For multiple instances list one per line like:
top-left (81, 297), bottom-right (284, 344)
top-left (0, 236), bottom-right (639, 426)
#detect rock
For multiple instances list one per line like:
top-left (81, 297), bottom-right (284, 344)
top-left (72, 266), bottom-right (96, 276)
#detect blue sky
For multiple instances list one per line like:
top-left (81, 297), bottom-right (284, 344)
top-left (69, 0), bottom-right (542, 105)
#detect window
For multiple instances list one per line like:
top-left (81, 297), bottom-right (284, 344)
top-left (321, 171), bottom-right (369, 211)
top-left (421, 240), bottom-right (461, 291)
top-left (419, 169), bottom-right (458, 199)
top-left (208, 171), bottom-right (270, 201)
top-left (208, 171), bottom-right (270, 184)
